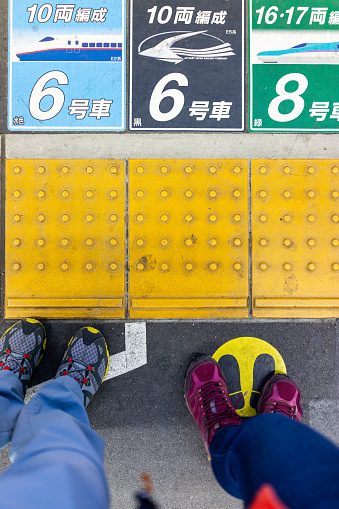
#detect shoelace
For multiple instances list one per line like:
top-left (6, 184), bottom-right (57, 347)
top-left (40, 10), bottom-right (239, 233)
top-left (0, 349), bottom-right (31, 378)
top-left (265, 400), bottom-right (298, 418)
top-left (198, 381), bottom-right (240, 435)
top-left (60, 357), bottom-right (93, 388)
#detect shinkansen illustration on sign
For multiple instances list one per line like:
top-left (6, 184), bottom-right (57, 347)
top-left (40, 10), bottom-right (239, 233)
top-left (257, 41), bottom-right (339, 64)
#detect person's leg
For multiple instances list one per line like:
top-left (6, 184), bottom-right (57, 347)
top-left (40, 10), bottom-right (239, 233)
top-left (0, 319), bottom-right (46, 449)
top-left (210, 413), bottom-right (339, 508)
top-left (0, 326), bottom-right (110, 509)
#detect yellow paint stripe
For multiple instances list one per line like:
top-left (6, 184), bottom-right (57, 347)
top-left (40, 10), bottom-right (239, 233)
top-left (131, 298), bottom-right (248, 309)
top-left (255, 298), bottom-right (339, 308)
top-left (7, 298), bottom-right (123, 308)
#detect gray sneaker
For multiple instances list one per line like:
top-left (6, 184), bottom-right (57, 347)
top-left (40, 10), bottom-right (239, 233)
top-left (0, 319), bottom-right (46, 395)
top-left (55, 327), bottom-right (109, 407)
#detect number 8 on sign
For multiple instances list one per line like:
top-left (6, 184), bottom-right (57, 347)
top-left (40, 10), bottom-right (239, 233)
top-left (268, 73), bottom-right (308, 123)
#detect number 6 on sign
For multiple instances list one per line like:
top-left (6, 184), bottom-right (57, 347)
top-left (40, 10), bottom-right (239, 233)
top-left (149, 73), bottom-right (188, 122)
top-left (29, 71), bottom-right (68, 121)
top-left (268, 73), bottom-right (308, 123)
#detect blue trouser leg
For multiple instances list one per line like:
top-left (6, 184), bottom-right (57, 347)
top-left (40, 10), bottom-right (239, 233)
top-left (0, 374), bottom-right (110, 509)
top-left (0, 371), bottom-right (25, 449)
top-left (210, 413), bottom-right (339, 509)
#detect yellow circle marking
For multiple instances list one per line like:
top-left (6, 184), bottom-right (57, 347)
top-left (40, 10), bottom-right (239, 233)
top-left (136, 262), bottom-right (144, 271)
top-left (110, 262), bottom-right (118, 271)
top-left (61, 190), bottom-right (70, 198)
top-left (13, 262), bottom-right (21, 271)
top-left (13, 166), bottom-right (21, 174)
top-left (209, 213), bottom-right (217, 223)
top-left (209, 238), bottom-right (217, 247)
top-left (136, 238), bottom-right (145, 247)
top-left (259, 214), bottom-right (267, 223)
top-left (161, 214), bottom-right (169, 222)
top-left (13, 238), bottom-right (21, 246)
top-left (259, 238), bottom-right (267, 247)
top-left (209, 262), bottom-right (218, 271)
top-left (61, 238), bottom-right (69, 247)
top-left (283, 166), bottom-right (291, 174)
top-left (110, 165), bottom-right (118, 174)
top-left (86, 166), bottom-right (94, 174)
top-left (185, 214), bottom-right (193, 222)
top-left (332, 263), bottom-right (339, 271)
top-left (233, 214), bottom-right (241, 223)
top-left (331, 214), bottom-right (339, 223)
top-left (332, 238), bottom-right (339, 247)
top-left (307, 238), bottom-right (315, 247)
top-left (85, 238), bottom-right (94, 247)
top-left (37, 238), bottom-right (45, 247)
top-left (185, 262), bottom-right (194, 271)
top-left (283, 190), bottom-right (291, 199)
top-left (331, 166), bottom-right (339, 175)
top-left (259, 190), bottom-right (267, 199)
top-left (308, 262), bottom-right (316, 271)
top-left (307, 190), bottom-right (315, 199)
top-left (136, 190), bottom-right (145, 198)
top-left (209, 166), bottom-right (217, 174)
top-left (233, 262), bottom-right (242, 271)
top-left (331, 190), bottom-right (339, 199)
top-left (85, 262), bottom-right (94, 271)
top-left (110, 214), bottom-right (118, 223)
top-left (307, 166), bottom-right (315, 174)
top-left (37, 166), bottom-right (46, 174)
top-left (234, 238), bottom-right (242, 247)
top-left (13, 190), bottom-right (21, 198)
top-left (161, 262), bottom-right (169, 271)
top-left (212, 337), bottom-right (286, 417)
top-left (160, 238), bottom-right (169, 247)
top-left (37, 214), bottom-right (45, 223)
top-left (61, 262), bottom-right (69, 271)
top-left (185, 189), bottom-right (193, 198)
top-left (259, 166), bottom-right (267, 174)
top-left (259, 262), bottom-right (267, 271)
top-left (13, 214), bottom-right (21, 222)
top-left (283, 238), bottom-right (291, 247)
top-left (184, 166), bottom-right (193, 174)
top-left (110, 238), bottom-right (118, 246)
top-left (37, 262), bottom-right (45, 271)
top-left (283, 263), bottom-right (291, 271)
top-left (85, 214), bottom-right (94, 223)
top-left (86, 190), bottom-right (94, 198)
top-left (160, 165), bottom-right (169, 174)
top-left (62, 214), bottom-right (70, 223)
top-left (307, 214), bottom-right (315, 223)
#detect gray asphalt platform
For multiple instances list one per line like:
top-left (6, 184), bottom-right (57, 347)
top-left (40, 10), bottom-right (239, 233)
top-left (0, 319), bottom-right (337, 508)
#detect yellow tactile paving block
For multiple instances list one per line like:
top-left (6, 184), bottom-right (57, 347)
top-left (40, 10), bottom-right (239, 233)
top-left (252, 159), bottom-right (339, 318)
top-left (6, 159), bottom-right (125, 318)
top-left (129, 159), bottom-right (249, 318)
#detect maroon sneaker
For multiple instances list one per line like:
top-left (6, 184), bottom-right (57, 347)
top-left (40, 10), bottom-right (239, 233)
top-left (257, 374), bottom-right (303, 422)
top-left (184, 356), bottom-right (241, 458)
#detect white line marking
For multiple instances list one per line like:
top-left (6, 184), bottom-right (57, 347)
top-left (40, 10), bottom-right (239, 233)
top-left (24, 322), bottom-right (147, 403)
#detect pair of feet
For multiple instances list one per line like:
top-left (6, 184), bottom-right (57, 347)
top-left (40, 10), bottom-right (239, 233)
top-left (184, 356), bottom-right (303, 457)
top-left (0, 319), bottom-right (109, 407)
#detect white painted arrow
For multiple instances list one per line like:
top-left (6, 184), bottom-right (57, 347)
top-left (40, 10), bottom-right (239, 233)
top-left (24, 322), bottom-right (147, 403)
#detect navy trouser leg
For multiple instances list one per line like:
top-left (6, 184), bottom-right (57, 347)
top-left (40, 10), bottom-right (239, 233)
top-left (0, 371), bottom-right (24, 449)
top-left (210, 413), bottom-right (339, 509)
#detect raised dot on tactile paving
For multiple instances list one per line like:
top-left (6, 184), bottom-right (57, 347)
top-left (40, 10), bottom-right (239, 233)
top-left (283, 238), bottom-right (291, 247)
top-left (209, 238), bottom-right (217, 247)
top-left (332, 238), bottom-right (339, 247)
top-left (233, 214), bottom-right (241, 222)
top-left (307, 190), bottom-right (315, 199)
top-left (259, 166), bottom-right (267, 174)
top-left (13, 190), bottom-right (21, 198)
top-left (185, 214), bottom-right (193, 222)
top-left (110, 262), bottom-right (118, 271)
top-left (160, 166), bottom-right (169, 174)
top-left (37, 166), bottom-right (46, 175)
top-left (234, 238), bottom-right (242, 247)
top-left (307, 214), bottom-right (315, 223)
top-left (110, 214), bottom-right (118, 222)
top-left (232, 166), bottom-right (241, 174)
top-left (307, 263), bottom-right (316, 271)
top-left (37, 262), bottom-right (45, 271)
top-left (110, 238), bottom-right (118, 246)
top-left (136, 214), bottom-right (144, 223)
top-left (259, 238), bottom-right (267, 247)
top-left (209, 166), bottom-right (217, 174)
top-left (136, 238), bottom-right (145, 247)
top-left (259, 214), bottom-right (267, 223)
top-left (259, 190), bottom-right (267, 199)
top-left (307, 238), bottom-right (316, 247)
top-left (233, 263), bottom-right (242, 271)
top-left (13, 214), bottom-right (21, 222)
top-left (307, 166), bottom-right (315, 174)
top-left (332, 263), bottom-right (339, 271)
top-left (283, 214), bottom-right (291, 223)
top-left (209, 214), bottom-right (217, 222)
top-left (61, 166), bottom-right (70, 174)
top-left (160, 238), bottom-right (169, 247)
top-left (62, 214), bottom-right (70, 223)
top-left (259, 263), bottom-right (267, 271)
top-left (283, 263), bottom-right (291, 271)
top-left (85, 190), bottom-right (94, 198)
top-left (86, 166), bottom-right (94, 174)
top-left (37, 238), bottom-right (45, 247)
top-left (85, 262), bottom-right (94, 271)
top-left (37, 214), bottom-right (45, 223)
top-left (184, 166), bottom-right (193, 174)
top-left (110, 166), bottom-right (118, 174)
top-left (331, 166), bottom-right (339, 175)
top-left (61, 238), bottom-right (69, 247)
top-left (61, 262), bottom-right (69, 271)
top-left (233, 190), bottom-right (241, 198)
top-left (185, 262), bottom-right (194, 271)
top-left (283, 190), bottom-right (291, 199)
top-left (13, 238), bottom-right (21, 246)
top-left (184, 238), bottom-right (193, 247)
top-left (161, 214), bottom-right (169, 222)
top-left (184, 190), bottom-right (193, 198)
top-left (136, 190), bottom-right (144, 198)
top-left (13, 262), bottom-right (21, 271)
top-left (136, 262), bottom-right (144, 271)
top-left (283, 166), bottom-right (291, 175)
top-left (161, 262), bottom-right (169, 271)
top-left (136, 166), bottom-right (144, 175)
top-left (13, 166), bottom-right (21, 174)
top-left (85, 238), bottom-right (94, 247)
top-left (160, 189), bottom-right (169, 198)
top-left (209, 262), bottom-right (218, 271)
top-left (331, 214), bottom-right (339, 223)
top-left (86, 214), bottom-right (94, 222)
top-left (331, 190), bottom-right (339, 199)
top-left (37, 190), bottom-right (45, 199)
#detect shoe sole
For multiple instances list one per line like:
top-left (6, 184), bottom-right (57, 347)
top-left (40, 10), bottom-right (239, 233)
top-left (250, 353), bottom-right (276, 409)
